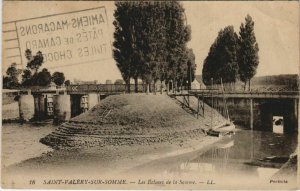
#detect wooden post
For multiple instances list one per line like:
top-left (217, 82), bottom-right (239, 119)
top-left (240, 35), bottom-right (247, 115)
top-left (197, 95), bottom-right (200, 119)
top-left (293, 98), bottom-right (298, 132)
top-left (211, 88), bottom-right (213, 130)
top-left (250, 98), bottom-right (253, 130)
top-left (251, 129), bottom-right (254, 159)
top-left (294, 99), bottom-right (298, 121)
top-left (202, 92), bottom-right (204, 116)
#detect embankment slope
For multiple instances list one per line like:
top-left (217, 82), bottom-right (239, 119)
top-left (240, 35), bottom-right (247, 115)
top-left (41, 94), bottom-right (225, 149)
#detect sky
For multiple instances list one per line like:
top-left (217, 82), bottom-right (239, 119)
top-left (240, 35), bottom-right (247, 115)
top-left (2, 1), bottom-right (299, 83)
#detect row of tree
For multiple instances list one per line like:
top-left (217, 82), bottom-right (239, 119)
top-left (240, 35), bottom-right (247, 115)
top-left (3, 49), bottom-right (69, 89)
top-left (202, 15), bottom-right (259, 90)
top-left (113, 1), bottom-right (196, 93)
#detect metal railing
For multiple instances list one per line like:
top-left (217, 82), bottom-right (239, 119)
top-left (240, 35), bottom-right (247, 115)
top-left (66, 84), bottom-right (148, 93)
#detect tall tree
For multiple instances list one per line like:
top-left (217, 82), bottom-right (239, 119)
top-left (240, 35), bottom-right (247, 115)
top-left (22, 50), bottom-right (45, 86)
top-left (140, 2), bottom-right (168, 94)
top-left (202, 26), bottom-right (239, 88)
top-left (163, 1), bottom-right (192, 92)
top-left (25, 49), bottom-right (43, 75)
top-left (113, 1), bottom-right (193, 94)
top-left (113, 2), bottom-right (136, 93)
top-left (238, 15), bottom-right (259, 91)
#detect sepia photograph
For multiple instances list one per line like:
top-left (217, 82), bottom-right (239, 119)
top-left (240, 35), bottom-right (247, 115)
top-left (1, 0), bottom-right (299, 189)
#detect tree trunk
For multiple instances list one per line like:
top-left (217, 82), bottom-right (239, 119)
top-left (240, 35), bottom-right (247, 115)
top-left (146, 83), bottom-right (150, 95)
top-left (180, 78), bottom-right (183, 93)
top-left (160, 80), bottom-right (163, 95)
top-left (248, 79), bottom-right (251, 91)
top-left (143, 80), bottom-right (146, 93)
top-left (153, 81), bottom-right (156, 95)
top-left (125, 78), bottom-right (130, 93)
top-left (244, 81), bottom-right (247, 91)
top-left (127, 83), bottom-right (131, 94)
top-left (174, 79), bottom-right (177, 93)
top-left (166, 81), bottom-right (169, 95)
top-left (134, 77), bottom-right (138, 93)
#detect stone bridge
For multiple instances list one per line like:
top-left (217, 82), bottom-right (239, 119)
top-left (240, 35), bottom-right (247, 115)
top-left (4, 84), bottom-right (146, 124)
top-left (3, 85), bottom-right (299, 131)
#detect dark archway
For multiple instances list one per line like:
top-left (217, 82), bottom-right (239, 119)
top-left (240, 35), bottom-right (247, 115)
top-left (259, 99), bottom-right (298, 133)
top-left (70, 94), bottom-right (83, 117)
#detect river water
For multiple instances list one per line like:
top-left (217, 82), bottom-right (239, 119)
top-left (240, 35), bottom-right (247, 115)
top-left (126, 128), bottom-right (297, 185)
top-left (2, 122), bottom-right (297, 187)
top-left (2, 123), bottom-right (55, 167)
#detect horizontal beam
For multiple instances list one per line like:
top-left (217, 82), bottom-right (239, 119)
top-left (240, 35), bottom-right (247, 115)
top-left (188, 91), bottom-right (299, 99)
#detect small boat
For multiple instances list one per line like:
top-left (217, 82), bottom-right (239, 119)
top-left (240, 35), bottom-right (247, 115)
top-left (213, 122), bottom-right (235, 133)
top-left (207, 129), bottom-right (222, 137)
top-left (207, 121), bottom-right (236, 137)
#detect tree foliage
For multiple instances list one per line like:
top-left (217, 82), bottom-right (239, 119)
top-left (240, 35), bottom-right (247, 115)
top-left (3, 63), bottom-right (21, 89)
top-left (64, 80), bottom-right (71, 86)
top-left (35, 68), bottom-right (52, 86)
top-left (113, 1), bottom-right (194, 93)
top-left (25, 49), bottom-right (44, 74)
top-left (202, 26), bottom-right (239, 85)
top-left (52, 72), bottom-right (65, 86)
top-left (21, 69), bottom-right (33, 87)
top-left (202, 15), bottom-right (259, 90)
top-left (238, 15), bottom-right (259, 90)
top-left (22, 49), bottom-right (46, 86)
top-left (113, 2), bottom-right (134, 91)
top-left (21, 49), bottom-right (67, 87)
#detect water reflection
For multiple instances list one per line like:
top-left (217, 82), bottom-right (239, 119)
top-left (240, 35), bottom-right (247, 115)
top-left (129, 129), bottom-right (297, 181)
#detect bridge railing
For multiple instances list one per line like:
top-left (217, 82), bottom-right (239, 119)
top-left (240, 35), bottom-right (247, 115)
top-left (188, 89), bottom-right (299, 99)
top-left (204, 84), bottom-right (299, 93)
top-left (249, 85), bottom-right (299, 92)
top-left (66, 84), bottom-right (148, 93)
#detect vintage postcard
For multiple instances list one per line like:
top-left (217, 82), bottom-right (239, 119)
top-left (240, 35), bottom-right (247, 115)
top-left (1, 0), bottom-right (299, 190)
